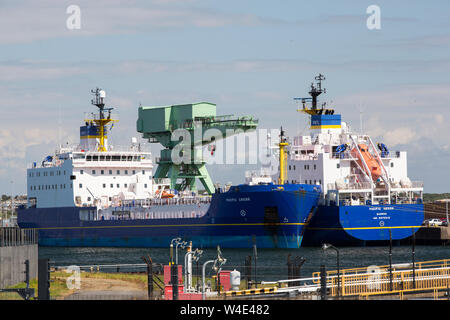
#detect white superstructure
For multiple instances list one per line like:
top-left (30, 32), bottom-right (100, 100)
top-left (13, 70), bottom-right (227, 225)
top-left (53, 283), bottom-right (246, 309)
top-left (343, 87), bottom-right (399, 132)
top-left (26, 88), bottom-right (172, 210)
top-left (258, 75), bottom-right (424, 207)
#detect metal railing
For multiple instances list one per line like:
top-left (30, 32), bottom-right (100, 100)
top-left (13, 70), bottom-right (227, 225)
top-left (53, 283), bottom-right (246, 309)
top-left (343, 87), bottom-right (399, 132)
top-left (312, 259), bottom-right (450, 298)
top-left (0, 228), bottom-right (38, 247)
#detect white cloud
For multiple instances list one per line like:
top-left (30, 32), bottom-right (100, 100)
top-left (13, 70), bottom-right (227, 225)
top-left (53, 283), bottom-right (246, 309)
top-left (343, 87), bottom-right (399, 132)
top-left (382, 127), bottom-right (416, 146)
top-left (0, 0), bottom-right (281, 44)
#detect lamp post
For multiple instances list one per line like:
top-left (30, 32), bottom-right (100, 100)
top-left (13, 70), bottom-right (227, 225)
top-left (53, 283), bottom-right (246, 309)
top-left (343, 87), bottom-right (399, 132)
top-left (322, 243), bottom-right (340, 298)
top-left (202, 260), bottom-right (215, 300)
top-left (170, 238), bottom-right (181, 265)
top-left (175, 240), bottom-right (187, 265)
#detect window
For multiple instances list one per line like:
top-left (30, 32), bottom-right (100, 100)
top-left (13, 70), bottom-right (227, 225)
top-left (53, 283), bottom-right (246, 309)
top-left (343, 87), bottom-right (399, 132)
top-left (80, 170), bottom-right (84, 175)
top-left (293, 165), bottom-right (296, 170)
top-left (109, 170), bottom-right (112, 174)
top-left (124, 183), bottom-right (128, 188)
top-left (79, 183), bottom-right (82, 188)
top-left (337, 164), bottom-right (340, 169)
top-left (87, 197), bottom-right (91, 201)
top-left (142, 170), bottom-right (145, 175)
top-left (92, 170), bottom-right (96, 174)
top-left (144, 184), bottom-right (147, 188)
top-left (117, 184), bottom-right (120, 188)
top-left (103, 184), bottom-right (106, 188)
top-left (110, 184), bottom-right (113, 188)
top-left (390, 162), bottom-right (394, 168)
top-left (125, 170), bottom-right (128, 175)
top-left (106, 156), bottom-right (111, 161)
top-left (132, 170), bottom-right (136, 175)
top-left (289, 165), bottom-right (291, 170)
top-left (117, 170), bottom-right (120, 174)
top-left (101, 170), bottom-right (104, 175)
top-left (314, 164), bottom-right (316, 170)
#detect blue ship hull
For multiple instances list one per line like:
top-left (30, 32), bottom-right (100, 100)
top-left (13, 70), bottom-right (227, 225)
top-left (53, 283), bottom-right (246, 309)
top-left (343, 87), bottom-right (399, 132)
top-left (301, 203), bottom-right (424, 246)
top-left (17, 184), bottom-right (321, 249)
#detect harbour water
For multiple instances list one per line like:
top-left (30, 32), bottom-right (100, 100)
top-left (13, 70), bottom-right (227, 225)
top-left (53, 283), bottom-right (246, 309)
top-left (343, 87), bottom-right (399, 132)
top-left (39, 245), bottom-right (450, 282)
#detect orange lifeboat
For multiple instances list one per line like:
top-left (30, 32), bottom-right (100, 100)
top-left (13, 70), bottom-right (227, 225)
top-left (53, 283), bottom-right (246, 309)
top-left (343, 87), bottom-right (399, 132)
top-left (161, 190), bottom-right (175, 198)
top-left (351, 144), bottom-right (382, 182)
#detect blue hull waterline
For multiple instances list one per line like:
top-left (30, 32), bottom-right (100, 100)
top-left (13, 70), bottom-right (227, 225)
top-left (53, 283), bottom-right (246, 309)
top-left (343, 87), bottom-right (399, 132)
top-left (302, 203), bottom-right (424, 246)
top-left (18, 184), bottom-right (322, 249)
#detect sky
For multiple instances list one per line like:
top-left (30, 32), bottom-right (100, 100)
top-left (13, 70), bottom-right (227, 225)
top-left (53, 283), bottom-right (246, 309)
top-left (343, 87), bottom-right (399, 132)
top-left (0, 0), bottom-right (449, 195)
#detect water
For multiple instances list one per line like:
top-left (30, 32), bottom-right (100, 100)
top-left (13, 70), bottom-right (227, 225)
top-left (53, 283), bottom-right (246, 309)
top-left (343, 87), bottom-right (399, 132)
top-left (39, 245), bottom-right (450, 282)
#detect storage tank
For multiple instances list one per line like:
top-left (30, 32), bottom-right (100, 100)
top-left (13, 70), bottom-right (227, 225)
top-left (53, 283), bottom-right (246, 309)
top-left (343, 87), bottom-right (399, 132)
top-left (230, 269), bottom-right (241, 290)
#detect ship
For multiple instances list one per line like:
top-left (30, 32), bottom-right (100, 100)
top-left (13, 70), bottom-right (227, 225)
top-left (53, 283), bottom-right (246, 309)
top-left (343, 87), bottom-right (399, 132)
top-left (17, 88), bottom-right (321, 248)
top-left (271, 74), bottom-right (424, 246)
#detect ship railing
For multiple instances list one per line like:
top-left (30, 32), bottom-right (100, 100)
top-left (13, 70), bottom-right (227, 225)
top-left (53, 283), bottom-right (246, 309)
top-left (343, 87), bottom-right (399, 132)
top-left (390, 181), bottom-right (424, 190)
top-left (291, 154), bottom-right (319, 161)
top-left (328, 182), bottom-right (373, 191)
top-left (118, 196), bottom-right (212, 208)
top-left (331, 151), bottom-right (402, 160)
top-left (97, 204), bottom-right (209, 221)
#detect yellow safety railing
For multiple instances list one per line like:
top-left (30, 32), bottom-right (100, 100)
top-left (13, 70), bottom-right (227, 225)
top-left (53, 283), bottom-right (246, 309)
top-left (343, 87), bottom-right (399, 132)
top-left (313, 259), bottom-right (450, 298)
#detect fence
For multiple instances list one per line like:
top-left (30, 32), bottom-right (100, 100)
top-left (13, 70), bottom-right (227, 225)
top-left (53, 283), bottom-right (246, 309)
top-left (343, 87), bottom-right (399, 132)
top-left (0, 228), bottom-right (38, 289)
top-left (0, 228), bottom-right (38, 247)
top-left (312, 259), bottom-right (450, 298)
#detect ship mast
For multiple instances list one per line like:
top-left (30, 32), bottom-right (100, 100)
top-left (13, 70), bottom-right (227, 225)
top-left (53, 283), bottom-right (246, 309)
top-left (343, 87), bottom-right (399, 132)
top-left (88, 88), bottom-right (118, 152)
top-left (278, 126), bottom-right (289, 185)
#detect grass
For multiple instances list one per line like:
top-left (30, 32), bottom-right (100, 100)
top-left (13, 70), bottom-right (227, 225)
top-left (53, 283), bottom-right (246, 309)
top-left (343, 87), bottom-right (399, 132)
top-left (0, 270), bottom-right (266, 300)
top-left (0, 270), bottom-right (156, 300)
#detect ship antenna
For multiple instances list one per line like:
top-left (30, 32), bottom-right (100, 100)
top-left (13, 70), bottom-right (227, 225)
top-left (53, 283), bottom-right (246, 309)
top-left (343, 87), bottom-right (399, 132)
top-left (89, 88), bottom-right (116, 152)
top-left (309, 73), bottom-right (326, 110)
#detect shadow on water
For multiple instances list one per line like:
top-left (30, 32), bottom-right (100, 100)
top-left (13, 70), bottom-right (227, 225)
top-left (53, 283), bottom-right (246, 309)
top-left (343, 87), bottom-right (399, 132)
top-left (39, 245), bottom-right (450, 281)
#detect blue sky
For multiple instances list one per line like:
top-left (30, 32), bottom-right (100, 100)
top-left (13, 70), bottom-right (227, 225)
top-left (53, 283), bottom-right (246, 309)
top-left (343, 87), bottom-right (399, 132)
top-left (1, 0), bottom-right (449, 194)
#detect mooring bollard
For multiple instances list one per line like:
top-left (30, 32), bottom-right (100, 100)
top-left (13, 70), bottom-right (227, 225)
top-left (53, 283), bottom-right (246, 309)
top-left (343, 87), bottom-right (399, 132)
top-left (38, 259), bottom-right (50, 300)
top-left (320, 264), bottom-right (327, 300)
top-left (171, 263), bottom-right (178, 300)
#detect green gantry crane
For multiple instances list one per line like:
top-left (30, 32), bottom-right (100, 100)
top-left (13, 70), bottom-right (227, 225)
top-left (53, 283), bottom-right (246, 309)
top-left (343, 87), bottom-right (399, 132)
top-left (137, 102), bottom-right (258, 194)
